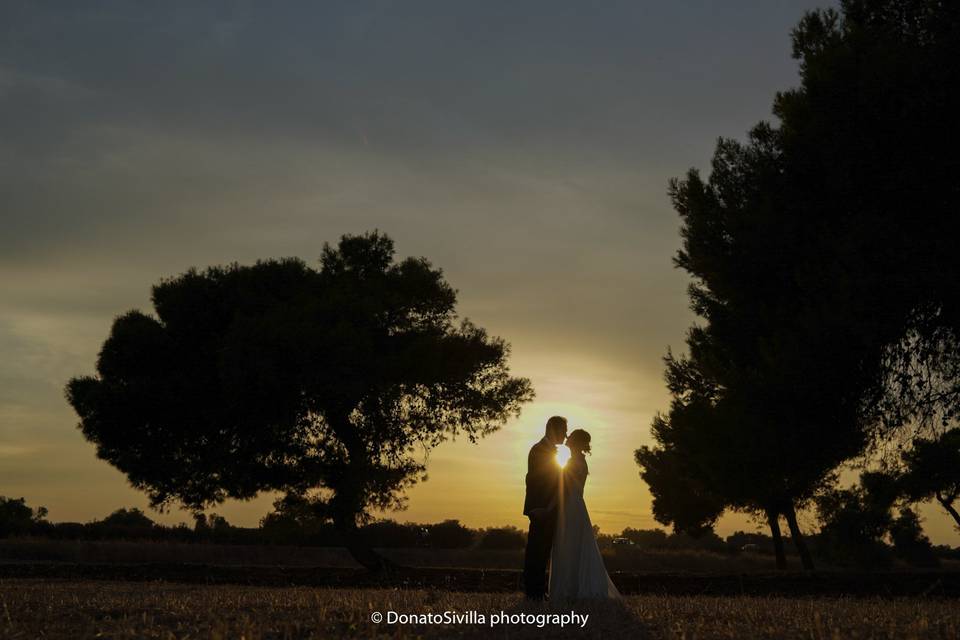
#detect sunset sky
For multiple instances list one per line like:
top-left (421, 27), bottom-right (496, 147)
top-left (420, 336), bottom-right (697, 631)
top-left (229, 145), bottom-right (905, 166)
top-left (3, 1), bottom-right (957, 545)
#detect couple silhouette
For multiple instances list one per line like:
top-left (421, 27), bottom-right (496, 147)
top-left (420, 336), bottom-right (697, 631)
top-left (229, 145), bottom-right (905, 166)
top-left (522, 415), bottom-right (620, 601)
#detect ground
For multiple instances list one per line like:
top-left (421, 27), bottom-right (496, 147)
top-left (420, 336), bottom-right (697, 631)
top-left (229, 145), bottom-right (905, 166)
top-left (3, 540), bottom-right (959, 638)
top-left (2, 580), bottom-right (958, 639)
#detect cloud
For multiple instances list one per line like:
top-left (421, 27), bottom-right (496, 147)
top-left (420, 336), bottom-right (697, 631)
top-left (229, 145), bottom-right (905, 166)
top-left (590, 509), bottom-right (657, 522)
top-left (0, 443), bottom-right (35, 458)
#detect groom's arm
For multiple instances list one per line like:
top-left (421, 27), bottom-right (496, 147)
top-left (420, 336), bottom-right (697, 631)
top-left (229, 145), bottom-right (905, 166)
top-left (529, 459), bottom-right (562, 518)
top-left (523, 445), bottom-right (540, 517)
top-left (525, 444), bottom-right (551, 519)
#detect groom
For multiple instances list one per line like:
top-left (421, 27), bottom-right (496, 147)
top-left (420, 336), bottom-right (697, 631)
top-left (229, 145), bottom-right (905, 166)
top-left (522, 415), bottom-right (567, 600)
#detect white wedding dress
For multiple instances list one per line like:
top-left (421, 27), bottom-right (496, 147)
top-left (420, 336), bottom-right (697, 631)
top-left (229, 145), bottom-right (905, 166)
top-left (548, 452), bottom-right (621, 600)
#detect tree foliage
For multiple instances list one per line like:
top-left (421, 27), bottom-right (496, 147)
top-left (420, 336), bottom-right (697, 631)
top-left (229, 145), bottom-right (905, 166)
top-left (0, 496), bottom-right (48, 537)
top-left (66, 231), bottom-right (533, 568)
top-left (900, 428), bottom-right (960, 529)
top-left (815, 471), bottom-right (939, 568)
top-left (637, 0), bottom-right (960, 569)
top-left (776, 0), bottom-right (960, 449)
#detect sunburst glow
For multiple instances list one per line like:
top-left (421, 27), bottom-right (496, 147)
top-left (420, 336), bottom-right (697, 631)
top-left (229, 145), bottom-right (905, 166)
top-left (556, 444), bottom-right (571, 468)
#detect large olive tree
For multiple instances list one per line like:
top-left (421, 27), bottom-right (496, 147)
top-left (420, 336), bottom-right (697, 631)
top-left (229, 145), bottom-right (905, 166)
top-left (67, 231), bottom-right (533, 570)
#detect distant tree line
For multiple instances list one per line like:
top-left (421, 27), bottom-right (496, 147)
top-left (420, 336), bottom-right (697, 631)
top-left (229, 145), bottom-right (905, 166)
top-left (0, 496), bottom-right (523, 550)
top-left (3, 496), bottom-right (957, 567)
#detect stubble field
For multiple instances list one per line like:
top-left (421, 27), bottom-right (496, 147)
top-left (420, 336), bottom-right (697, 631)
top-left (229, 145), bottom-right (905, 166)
top-left (2, 579), bottom-right (958, 639)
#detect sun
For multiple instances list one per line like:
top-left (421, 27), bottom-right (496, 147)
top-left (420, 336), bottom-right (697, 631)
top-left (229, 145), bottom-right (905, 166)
top-left (555, 444), bottom-right (571, 468)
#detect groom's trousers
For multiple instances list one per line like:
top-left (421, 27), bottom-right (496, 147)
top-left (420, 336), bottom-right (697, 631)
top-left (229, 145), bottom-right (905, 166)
top-left (523, 511), bottom-right (557, 599)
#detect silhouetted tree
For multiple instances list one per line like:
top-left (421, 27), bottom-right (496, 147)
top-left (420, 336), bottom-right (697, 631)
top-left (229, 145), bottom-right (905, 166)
top-left (66, 231), bottom-right (533, 571)
top-left (477, 525), bottom-right (526, 550)
top-left (876, 326), bottom-right (960, 447)
top-left (192, 512), bottom-right (210, 535)
top-left (192, 512), bottom-right (233, 541)
top-left (425, 519), bottom-right (475, 549)
top-left (637, 125), bottom-right (850, 569)
top-left (100, 507), bottom-right (155, 529)
top-left (814, 472), bottom-right (899, 569)
top-left (0, 496), bottom-right (47, 537)
top-left (888, 507), bottom-right (939, 568)
top-left (639, 0), bottom-right (960, 572)
top-left (635, 427), bottom-right (726, 538)
top-left (360, 519), bottom-right (423, 548)
top-left (635, 350), bottom-right (728, 541)
top-left (815, 471), bottom-right (939, 568)
top-left (85, 507), bottom-right (157, 540)
top-left (259, 495), bottom-right (339, 546)
top-left (777, 0), bottom-right (960, 448)
top-left (663, 529), bottom-right (726, 553)
top-left (637, 346), bottom-right (814, 570)
top-left (619, 528), bottom-right (669, 550)
top-left (900, 428), bottom-right (960, 530)
top-left (725, 531), bottom-right (775, 555)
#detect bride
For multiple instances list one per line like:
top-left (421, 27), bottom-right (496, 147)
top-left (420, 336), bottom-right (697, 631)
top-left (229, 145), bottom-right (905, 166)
top-left (548, 428), bottom-right (621, 600)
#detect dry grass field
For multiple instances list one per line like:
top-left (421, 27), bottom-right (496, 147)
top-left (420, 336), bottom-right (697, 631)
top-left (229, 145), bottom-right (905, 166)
top-left (3, 540), bottom-right (958, 637)
top-left (2, 579), bottom-right (958, 639)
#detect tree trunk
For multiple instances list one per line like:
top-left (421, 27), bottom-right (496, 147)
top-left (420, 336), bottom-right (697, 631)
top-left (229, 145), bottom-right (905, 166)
top-left (325, 412), bottom-right (396, 573)
top-left (784, 502), bottom-right (815, 571)
top-left (766, 508), bottom-right (787, 570)
top-left (336, 519), bottom-right (393, 573)
top-left (328, 493), bottom-right (397, 573)
top-left (936, 492), bottom-right (960, 529)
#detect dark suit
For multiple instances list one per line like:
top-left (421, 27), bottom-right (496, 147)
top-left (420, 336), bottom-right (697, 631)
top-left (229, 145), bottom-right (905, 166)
top-left (522, 437), bottom-right (560, 599)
